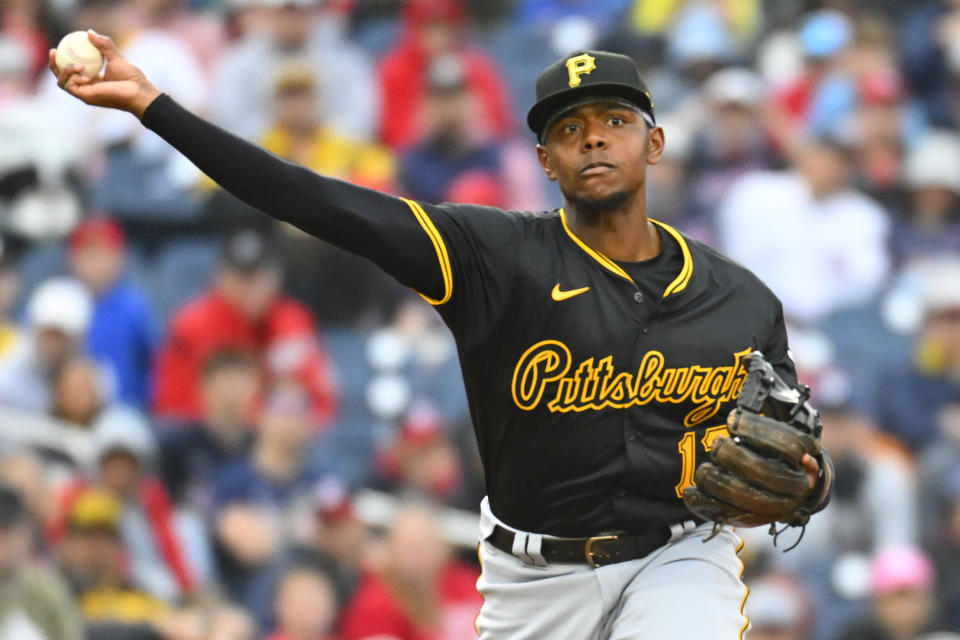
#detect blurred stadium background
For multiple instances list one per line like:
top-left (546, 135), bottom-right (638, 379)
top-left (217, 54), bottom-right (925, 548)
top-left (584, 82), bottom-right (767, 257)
top-left (2, 0), bottom-right (960, 638)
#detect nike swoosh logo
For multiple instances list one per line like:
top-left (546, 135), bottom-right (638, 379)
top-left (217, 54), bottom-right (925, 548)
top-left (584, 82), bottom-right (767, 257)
top-left (551, 284), bottom-right (590, 301)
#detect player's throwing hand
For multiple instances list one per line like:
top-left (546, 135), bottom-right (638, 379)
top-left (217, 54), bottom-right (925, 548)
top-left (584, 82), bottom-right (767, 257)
top-left (48, 30), bottom-right (160, 118)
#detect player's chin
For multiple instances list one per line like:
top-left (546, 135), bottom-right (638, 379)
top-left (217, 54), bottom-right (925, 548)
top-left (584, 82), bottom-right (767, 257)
top-left (575, 180), bottom-right (628, 202)
top-left (567, 187), bottom-right (631, 216)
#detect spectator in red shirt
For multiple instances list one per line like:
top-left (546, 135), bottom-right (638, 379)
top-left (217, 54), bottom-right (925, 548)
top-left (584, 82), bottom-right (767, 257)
top-left (377, 0), bottom-right (513, 150)
top-left (340, 505), bottom-right (481, 640)
top-left (153, 229), bottom-right (337, 426)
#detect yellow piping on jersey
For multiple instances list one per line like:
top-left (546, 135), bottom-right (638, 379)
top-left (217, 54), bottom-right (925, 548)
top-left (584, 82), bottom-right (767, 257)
top-left (558, 209), bottom-right (694, 296)
top-left (650, 219), bottom-right (693, 296)
top-left (558, 208), bottom-right (635, 284)
top-left (401, 198), bottom-right (453, 305)
top-left (735, 536), bottom-right (750, 639)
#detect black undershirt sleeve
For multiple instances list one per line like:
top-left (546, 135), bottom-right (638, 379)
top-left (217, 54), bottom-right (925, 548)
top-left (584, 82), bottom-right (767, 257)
top-left (764, 300), bottom-right (800, 390)
top-left (139, 94), bottom-right (444, 299)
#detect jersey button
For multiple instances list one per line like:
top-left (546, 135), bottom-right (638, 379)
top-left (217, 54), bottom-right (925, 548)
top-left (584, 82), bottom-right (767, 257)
top-left (626, 431), bottom-right (638, 441)
top-left (633, 291), bottom-right (644, 303)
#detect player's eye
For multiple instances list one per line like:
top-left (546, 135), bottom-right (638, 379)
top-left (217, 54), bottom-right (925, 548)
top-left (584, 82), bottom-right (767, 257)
top-left (562, 122), bottom-right (581, 134)
top-left (608, 115), bottom-right (624, 126)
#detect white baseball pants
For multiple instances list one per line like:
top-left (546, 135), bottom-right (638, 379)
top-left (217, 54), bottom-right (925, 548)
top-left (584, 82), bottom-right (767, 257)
top-left (474, 497), bottom-right (750, 640)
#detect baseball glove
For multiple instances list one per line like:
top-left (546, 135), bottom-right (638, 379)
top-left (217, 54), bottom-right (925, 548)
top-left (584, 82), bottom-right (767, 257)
top-left (682, 351), bottom-right (834, 542)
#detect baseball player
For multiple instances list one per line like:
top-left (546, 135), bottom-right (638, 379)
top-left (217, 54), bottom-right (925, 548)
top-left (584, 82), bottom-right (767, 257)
top-left (52, 35), bottom-right (833, 639)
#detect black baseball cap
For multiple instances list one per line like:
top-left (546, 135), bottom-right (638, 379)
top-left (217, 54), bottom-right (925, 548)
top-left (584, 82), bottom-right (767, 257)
top-left (221, 229), bottom-right (280, 273)
top-left (527, 50), bottom-right (656, 143)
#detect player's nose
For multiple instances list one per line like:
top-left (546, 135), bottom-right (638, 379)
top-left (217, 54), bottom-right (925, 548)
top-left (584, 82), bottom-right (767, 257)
top-left (581, 121), bottom-right (607, 151)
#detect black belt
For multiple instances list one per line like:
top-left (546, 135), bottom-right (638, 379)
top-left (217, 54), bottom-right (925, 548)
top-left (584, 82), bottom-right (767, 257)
top-left (487, 524), bottom-right (672, 568)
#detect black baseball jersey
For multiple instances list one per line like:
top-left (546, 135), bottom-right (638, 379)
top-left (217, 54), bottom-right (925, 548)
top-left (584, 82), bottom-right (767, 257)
top-left (410, 201), bottom-right (797, 536)
top-left (142, 95), bottom-right (797, 539)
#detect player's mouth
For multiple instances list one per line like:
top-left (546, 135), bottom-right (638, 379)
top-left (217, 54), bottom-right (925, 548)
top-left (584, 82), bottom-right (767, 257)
top-left (578, 161), bottom-right (617, 176)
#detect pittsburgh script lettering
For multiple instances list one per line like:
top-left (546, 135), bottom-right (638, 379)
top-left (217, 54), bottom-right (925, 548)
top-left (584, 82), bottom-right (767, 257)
top-left (510, 341), bottom-right (752, 427)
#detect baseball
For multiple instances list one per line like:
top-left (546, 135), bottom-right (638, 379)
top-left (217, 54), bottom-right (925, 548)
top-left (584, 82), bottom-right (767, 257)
top-left (55, 31), bottom-right (103, 80)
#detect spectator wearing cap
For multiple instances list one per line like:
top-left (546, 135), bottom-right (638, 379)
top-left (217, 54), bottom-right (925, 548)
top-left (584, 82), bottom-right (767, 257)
top-left (158, 349), bottom-right (259, 509)
top-left (53, 488), bottom-right (171, 640)
top-left (50, 407), bottom-right (203, 603)
top-left (835, 546), bottom-right (949, 640)
top-left (258, 61), bottom-right (395, 193)
top-left (340, 504), bottom-right (481, 640)
top-left (876, 258), bottom-right (960, 453)
top-left (69, 218), bottom-right (156, 409)
top-left (0, 484), bottom-right (83, 640)
top-left (211, 0), bottom-right (377, 143)
top-left (717, 133), bottom-right (890, 325)
top-left (309, 482), bottom-right (367, 601)
top-left (0, 277), bottom-right (93, 413)
top-left (367, 402), bottom-right (469, 510)
top-left (153, 229), bottom-right (337, 426)
top-left (684, 67), bottom-right (781, 234)
top-left (211, 382), bottom-right (332, 605)
top-left (55, 488), bottom-right (129, 592)
top-left (377, 0), bottom-right (512, 150)
top-left (248, 60), bottom-right (405, 326)
top-left (892, 130), bottom-right (960, 265)
top-left (399, 55), bottom-right (507, 207)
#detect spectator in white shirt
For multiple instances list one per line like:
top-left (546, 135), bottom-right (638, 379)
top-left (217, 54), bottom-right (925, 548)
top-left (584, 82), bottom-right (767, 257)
top-left (717, 135), bottom-right (891, 325)
top-left (0, 278), bottom-right (92, 414)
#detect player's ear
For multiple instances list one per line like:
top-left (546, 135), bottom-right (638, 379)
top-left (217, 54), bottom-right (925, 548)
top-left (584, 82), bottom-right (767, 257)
top-left (537, 144), bottom-right (557, 181)
top-left (645, 126), bottom-right (665, 166)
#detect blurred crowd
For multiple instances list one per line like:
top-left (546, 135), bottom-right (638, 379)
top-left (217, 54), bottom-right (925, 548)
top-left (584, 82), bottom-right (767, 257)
top-left (3, 0), bottom-right (960, 639)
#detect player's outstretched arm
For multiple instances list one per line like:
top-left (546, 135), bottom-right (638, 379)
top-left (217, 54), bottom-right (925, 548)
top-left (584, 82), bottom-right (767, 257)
top-left (48, 32), bottom-right (443, 300)
top-left (48, 31), bottom-right (160, 118)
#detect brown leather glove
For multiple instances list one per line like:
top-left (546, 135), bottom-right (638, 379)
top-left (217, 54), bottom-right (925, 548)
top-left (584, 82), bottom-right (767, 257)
top-left (682, 351), bottom-right (834, 535)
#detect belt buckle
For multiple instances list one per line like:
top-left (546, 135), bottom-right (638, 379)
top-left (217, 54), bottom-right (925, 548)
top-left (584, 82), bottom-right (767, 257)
top-left (584, 534), bottom-right (620, 568)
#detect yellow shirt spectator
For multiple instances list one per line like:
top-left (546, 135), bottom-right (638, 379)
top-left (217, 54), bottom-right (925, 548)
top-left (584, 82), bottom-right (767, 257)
top-left (260, 125), bottom-right (396, 194)
top-left (631, 0), bottom-right (760, 44)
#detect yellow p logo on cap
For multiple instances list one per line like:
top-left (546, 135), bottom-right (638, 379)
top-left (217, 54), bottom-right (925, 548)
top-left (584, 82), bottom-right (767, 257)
top-left (565, 53), bottom-right (596, 88)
